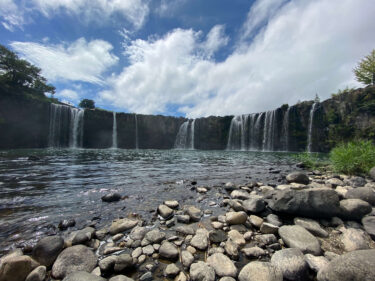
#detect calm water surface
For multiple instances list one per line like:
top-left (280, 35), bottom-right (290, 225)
top-left (0, 149), bottom-right (299, 254)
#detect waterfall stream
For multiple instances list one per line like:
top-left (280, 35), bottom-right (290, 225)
top-left (282, 107), bottom-right (290, 151)
top-left (175, 120), bottom-right (195, 149)
top-left (112, 112), bottom-right (117, 149)
top-left (307, 103), bottom-right (317, 152)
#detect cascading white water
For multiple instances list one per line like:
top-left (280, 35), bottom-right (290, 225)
top-left (112, 112), bottom-right (117, 149)
top-left (262, 110), bottom-right (276, 151)
top-left (227, 115), bottom-right (243, 150)
top-left (175, 121), bottom-right (189, 149)
top-left (190, 119), bottom-right (195, 150)
top-left (70, 108), bottom-right (84, 148)
top-left (282, 107), bottom-right (290, 151)
top-left (135, 114), bottom-right (139, 149)
top-left (307, 103), bottom-right (317, 152)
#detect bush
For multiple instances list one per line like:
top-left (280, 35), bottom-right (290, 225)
top-left (330, 140), bottom-right (375, 175)
top-left (294, 152), bottom-right (329, 170)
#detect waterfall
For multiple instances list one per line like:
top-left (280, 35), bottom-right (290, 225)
top-left (262, 110), bottom-right (276, 151)
top-left (307, 103), bottom-right (317, 152)
top-left (134, 114), bottom-right (139, 149)
top-left (49, 104), bottom-right (84, 148)
top-left (112, 112), bottom-right (117, 149)
top-left (227, 115), bottom-right (244, 150)
top-left (282, 107), bottom-right (290, 151)
top-left (190, 119), bottom-right (195, 150)
top-left (70, 108), bottom-right (84, 148)
top-left (175, 121), bottom-right (189, 149)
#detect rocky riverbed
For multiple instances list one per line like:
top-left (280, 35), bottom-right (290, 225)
top-left (1, 166), bottom-right (375, 281)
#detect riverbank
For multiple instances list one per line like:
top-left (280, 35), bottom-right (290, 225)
top-left (1, 162), bottom-right (375, 281)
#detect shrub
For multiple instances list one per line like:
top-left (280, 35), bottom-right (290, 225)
top-left (330, 140), bottom-right (375, 175)
top-left (294, 152), bottom-right (329, 170)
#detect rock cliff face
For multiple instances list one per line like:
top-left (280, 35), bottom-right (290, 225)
top-left (0, 86), bottom-right (374, 151)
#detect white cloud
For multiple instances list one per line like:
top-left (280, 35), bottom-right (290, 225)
top-left (57, 89), bottom-right (80, 102)
top-left (156, 0), bottom-right (187, 17)
top-left (0, 0), bottom-right (25, 31)
top-left (11, 38), bottom-right (119, 84)
top-left (31, 0), bottom-right (149, 29)
top-left (99, 0), bottom-right (375, 117)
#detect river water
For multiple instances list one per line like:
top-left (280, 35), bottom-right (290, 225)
top-left (0, 149), bottom-right (299, 254)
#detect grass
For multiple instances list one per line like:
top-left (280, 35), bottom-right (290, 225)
top-left (329, 140), bottom-right (375, 175)
top-left (294, 152), bottom-right (329, 170)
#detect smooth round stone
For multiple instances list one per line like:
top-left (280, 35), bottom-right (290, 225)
top-left (294, 217), bottom-right (328, 238)
top-left (241, 247), bottom-right (266, 258)
top-left (189, 262), bottom-right (215, 281)
top-left (242, 196), bottom-right (266, 213)
top-left (101, 192), bottom-right (122, 202)
top-left (62, 271), bottom-right (106, 281)
top-left (228, 230), bottom-right (245, 246)
top-left (286, 172), bottom-right (309, 184)
top-left (191, 229), bottom-right (209, 250)
top-left (225, 211), bottom-right (247, 225)
top-left (109, 219), bottom-right (138, 235)
top-left (186, 206), bottom-right (202, 222)
top-left (207, 253), bottom-right (237, 277)
top-left (109, 275), bottom-right (135, 281)
top-left (278, 225), bottom-right (321, 255)
top-left (32, 236), bottom-right (64, 267)
top-left (0, 255), bottom-right (39, 281)
top-left (238, 261), bottom-right (283, 281)
top-left (159, 241), bottom-right (179, 260)
top-left (362, 216), bottom-right (375, 239)
top-left (304, 254), bottom-right (329, 272)
top-left (260, 223), bottom-right (279, 234)
top-left (346, 187), bottom-right (375, 205)
top-left (271, 248), bottom-right (308, 280)
top-left (209, 230), bottom-right (227, 243)
top-left (339, 199), bottom-right (372, 220)
top-left (164, 263), bottom-right (180, 277)
top-left (181, 250), bottom-right (194, 267)
top-left (25, 265), bottom-right (46, 281)
top-left (144, 229), bottom-right (166, 243)
top-left (164, 200), bottom-right (179, 209)
top-left (341, 228), bottom-right (369, 251)
top-left (158, 204), bottom-right (174, 219)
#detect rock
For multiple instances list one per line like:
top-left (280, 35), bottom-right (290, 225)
top-left (279, 225), bottom-right (321, 255)
top-left (175, 272), bottom-right (188, 281)
top-left (346, 187), bottom-right (375, 205)
top-left (266, 214), bottom-right (282, 227)
top-left (317, 249), bottom-right (375, 281)
top-left (369, 167), bottom-right (375, 180)
top-left (256, 234), bottom-right (278, 247)
top-left (326, 178), bottom-right (344, 187)
top-left (112, 233), bottom-right (124, 241)
top-left (260, 223), bottom-right (279, 234)
top-left (286, 172), bottom-right (309, 185)
top-left (271, 248), bottom-right (308, 280)
top-left (362, 216), bottom-right (375, 239)
top-left (130, 226), bottom-right (147, 240)
top-left (158, 204), bottom-right (174, 219)
top-left (109, 218), bottom-right (138, 235)
top-left (341, 228), bottom-right (369, 251)
top-left (209, 230), bottom-right (227, 243)
top-left (101, 192), bottom-right (122, 202)
top-left (190, 261), bottom-right (215, 281)
top-left (58, 219), bottom-right (76, 230)
top-left (191, 229), bottom-right (209, 250)
top-left (176, 215), bottom-right (190, 223)
top-left (269, 188), bottom-right (341, 218)
top-left (142, 245), bottom-right (154, 256)
top-left (207, 253), bottom-right (237, 277)
top-left (242, 196), bottom-right (265, 213)
top-left (0, 255), bottom-right (39, 281)
top-left (32, 235), bottom-right (64, 267)
top-left (52, 245), bottom-right (97, 279)
top-left (304, 254), bottom-right (329, 272)
top-left (238, 261), bottom-right (283, 281)
top-left (159, 241), bottom-right (179, 260)
top-left (25, 265), bottom-right (46, 281)
top-left (139, 272), bottom-right (152, 281)
top-left (225, 239), bottom-right (239, 259)
top-left (197, 187), bottom-right (207, 193)
top-left (349, 176), bottom-right (367, 187)
top-left (186, 206), bottom-right (202, 222)
top-left (241, 247), bottom-right (266, 258)
top-left (113, 254), bottom-right (133, 272)
top-left (165, 200), bottom-right (179, 209)
top-left (228, 230), bottom-right (245, 246)
top-left (144, 229), bottom-right (166, 243)
top-left (165, 263), bottom-right (180, 277)
top-left (324, 251), bottom-right (339, 261)
top-left (249, 215), bottom-right (263, 228)
top-left (219, 278), bottom-right (236, 281)
top-left (226, 211), bottom-right (247, 225)
top-left (225, 182), bottom-right (237, 192)
top-left (339, 199), bottom-right (372, 220)
top-left (109, 275), bottom-right (135, 281)
top-left (99, 256), bottom-right (117, 272)
top-left (72, 227), bottom-right (95, 245)
top-left (62, 271), bottom-right (106, 281)
top-left (181, 250), bottom-right (194, 267)
top-left (294, 217), bottom-right (328, 238)
top-left (231, 190), bottom-right (251, 200)
top-left (28, 155), bottom-right (41, 161)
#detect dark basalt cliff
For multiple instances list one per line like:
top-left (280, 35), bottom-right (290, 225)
top-left (0, 86), bottom-right (374, 151)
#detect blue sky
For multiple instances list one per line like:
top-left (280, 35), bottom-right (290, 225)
top-left (1, 0), bottom-right (375, 117)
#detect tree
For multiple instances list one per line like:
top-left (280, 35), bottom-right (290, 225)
top-left (79, 99), bottom-right (95, 109)
top-left (354, 49), bottom-right (375, 86)
top-left (0, 44), bottom-right (55, 96)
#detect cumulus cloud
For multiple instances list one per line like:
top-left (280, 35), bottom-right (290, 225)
top-left (31, 0), bottom-right (149, 29)
top-left (0, 0), bottom-right (25, 31)
top-left (11, 38), bottom-right (119, 84)
top-left (99, 0), bottom-right (375, 117)
top-left (56, 89), bottom-right (80, 102)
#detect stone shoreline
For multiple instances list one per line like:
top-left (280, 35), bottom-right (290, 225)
top-left (1, 168), bottom-right (375, 281)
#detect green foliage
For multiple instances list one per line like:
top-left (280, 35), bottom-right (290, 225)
top-left (354, 49), bottom-right (375, 86)
top-left (294, 152), bottom-right (329, 170)
top-left (281, 104), bottom-right (289, 111)
top-left (330, 140), bottom-right (375, 175)
top-left (331, 86), bottom-right (356, 98)
top-left (0, 44), bottom-right (55, 96)
top-left (79, 99), bottom-right (95, 109)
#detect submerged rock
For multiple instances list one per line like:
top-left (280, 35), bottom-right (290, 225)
top-left (101, 192), bottom-right (122, 202)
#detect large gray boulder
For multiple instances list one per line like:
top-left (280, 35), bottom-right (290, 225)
top-left (159, 241), bottom-right (179, 260)
top-left (25, 265), bottom-right (46, 281)
top-left (242, 196), bottom-right (266, 213)
top-left (190, 261), bottom-right (215, 281)
top-left (346, 187), bottom-right (375, 205)
top-left (207, 253), bottom-right (237, 277)
top-left (238, 262), bottom-right (283, 281)
top-left (271, 248), bottom-right (308, 280)
top-left (278, 225), bottom-right (321, 255)
top-left (341, 228), bottom-right (369, 252)
top-left (286, 172), bottom-right (309, 184)
top-left (369, 167), bottom-right (375, 180)
top-left (317, 249), bottom-right (375, 281)
top-left (339, 199), bottom-right (372, 220)
top-left (62, 271), bottom-right (106, 281)
top-left (52, 245), bottom-right (97, 279)
top-left (362, 216), bottom-right (375, 239)
top-left (268, 188), bottom-right (341, 218)
top-left (109, 218), bottom-right (138, 235)
top-left (191, 229), bottom-right (209, 250)
top-left (0, 255), bottom-right (39, 281)
top-left (293, 217), bottom-right (328, 238)
top-left (32, 236), bottom-right (64, 267)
